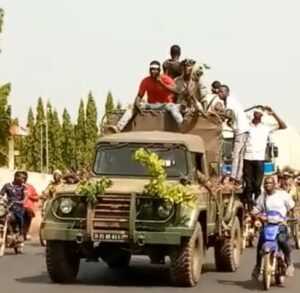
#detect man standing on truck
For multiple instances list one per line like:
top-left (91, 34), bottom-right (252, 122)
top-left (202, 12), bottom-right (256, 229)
top-left (243, 107), bottom-right (287, 208)
top-left (218, 85), bottom-right (249, 185)
top-left (107, 60), bottom-right (184, 133)
top-left (163, 44), bottom-right (182, 79)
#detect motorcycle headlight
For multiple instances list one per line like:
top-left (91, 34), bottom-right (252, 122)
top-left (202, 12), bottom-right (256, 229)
top-left (157, 201), bottom-right (173, 219)
top-left (0, 205), bottom-right (6, 217)
top-left (59, 198), bottom-right (74, 214)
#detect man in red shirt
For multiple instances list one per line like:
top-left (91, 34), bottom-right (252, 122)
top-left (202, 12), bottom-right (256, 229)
top-left (108, 60), bottom-right (183, 133)
top-left (22, 171), bottom-right (39, 240)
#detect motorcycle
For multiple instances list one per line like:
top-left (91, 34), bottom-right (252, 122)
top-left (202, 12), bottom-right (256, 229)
top-left (0, 196), bottom-right (24, 256)
top-left (260, 210), bottom-right (288, 290)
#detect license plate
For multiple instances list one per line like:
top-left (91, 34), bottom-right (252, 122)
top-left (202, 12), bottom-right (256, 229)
top-left (93, 232), bottom-right (123, 241)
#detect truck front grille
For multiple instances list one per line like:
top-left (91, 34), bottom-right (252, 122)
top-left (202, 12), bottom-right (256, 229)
top-left (91, 194), bottom-right (131, 242)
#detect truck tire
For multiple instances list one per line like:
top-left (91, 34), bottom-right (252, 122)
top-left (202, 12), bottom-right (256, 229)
top-left (214, 216), bottom-right (241, 272)
top-left (46, 241), bottom-right (80, 283)
top-left (102, 249), bottom-right (131, 269)
top-left (170, 223), bottom-right (204, 287)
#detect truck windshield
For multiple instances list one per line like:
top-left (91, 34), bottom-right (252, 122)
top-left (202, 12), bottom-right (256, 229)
top-left (93, 144), bottom-right (188, 178)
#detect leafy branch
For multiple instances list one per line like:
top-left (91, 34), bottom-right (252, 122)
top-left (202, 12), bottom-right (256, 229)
top-left (134, 148), bottom-right (196, 206)
top-left (76, 177), bottom-right (112, 205)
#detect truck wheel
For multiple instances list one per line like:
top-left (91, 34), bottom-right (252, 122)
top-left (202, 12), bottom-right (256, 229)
top-left (215, 216), bottom-right (241, 272)
top-left (102, 249), bottom-right (131, 269)
top-left (170, 223), bottom-right (204, 287)
top-left (46, 241), bottom-right (80, 283)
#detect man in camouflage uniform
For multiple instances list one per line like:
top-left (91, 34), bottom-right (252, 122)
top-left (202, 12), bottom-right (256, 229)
top-left (42, 170), bottom-right (63, 200)
top-left (174, 59), bottom-right (211, 113)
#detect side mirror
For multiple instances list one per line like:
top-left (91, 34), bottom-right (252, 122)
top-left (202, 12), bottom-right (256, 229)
top-left (273, 146), bottom-right (279, 158)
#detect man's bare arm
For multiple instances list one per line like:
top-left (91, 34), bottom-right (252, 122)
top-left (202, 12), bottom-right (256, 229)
top-left (264, 106), bottom-right (287, 130)
top-left (158, 78), bottom-right (181, 94)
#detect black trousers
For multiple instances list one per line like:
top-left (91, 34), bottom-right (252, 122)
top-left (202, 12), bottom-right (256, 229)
top-left (243, 160), bottom-right (264, 207)
top-left (23, 208), bottom-right (34, 239)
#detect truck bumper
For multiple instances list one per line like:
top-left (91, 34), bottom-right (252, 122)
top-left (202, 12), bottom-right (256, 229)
top-left (41, 222), bottom-right (194, 245)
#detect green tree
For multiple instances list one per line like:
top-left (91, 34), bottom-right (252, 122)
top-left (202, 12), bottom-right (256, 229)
top-left (62, 108), bottom-right (75, 170)
top-left (23, 108), bottom-right (35, 170)
top-left (75, 99), bottom-right (87, 169)
top-left (105, 91), bottom-right (115, 114)
top-left (48, 108), bottom-right (63, 171)
top-left (116, 101), bottom-right (122, 111)
top-left (85, 92), bottom-right (98, 164)
top-left (0, 83), bottom-right (11, 166)
top-left (0, 8), bottom-right (4, 34)
top-left (33, 97), bottom-right (46, 171)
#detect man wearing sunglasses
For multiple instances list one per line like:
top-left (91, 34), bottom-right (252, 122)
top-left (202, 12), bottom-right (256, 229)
top-left (107, 60), bottom-right (183, 133)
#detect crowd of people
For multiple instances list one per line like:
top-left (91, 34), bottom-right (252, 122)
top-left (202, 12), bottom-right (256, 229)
top-left (106, 44), bottom-right (298, 280)
top-left (0, 44), bottom-right (299, 281)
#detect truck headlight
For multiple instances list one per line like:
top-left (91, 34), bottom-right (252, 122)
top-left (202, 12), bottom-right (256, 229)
top-left (0, 205), bottom-right (6, 217)
top-left (59, 198), bottom-right (74, 214)
top-left (157, 201), bottom-right (173, 219)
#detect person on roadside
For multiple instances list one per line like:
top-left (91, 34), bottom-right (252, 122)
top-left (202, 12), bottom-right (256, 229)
top-left (291, 172), bottom-right (300, 204)
top-left (0, 171), bottom-right (26, 241)
top-left (243, 107), bottom-right (287, 208)
top-left (279, 168), bottom-right (295, 193)
top-left (251, 176), bottom-right (295, 279)
top-left (163, 44), bottom-right (182, 79)
top-left (107, 60), bottom-right (184, 133)
top-left (218, 84), bottom-right (249, 185)
top-left (22, 171), bottom-right (39, 241)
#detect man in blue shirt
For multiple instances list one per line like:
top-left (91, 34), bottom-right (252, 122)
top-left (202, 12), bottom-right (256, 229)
top-left (0, 171), bottom-right (26, 238)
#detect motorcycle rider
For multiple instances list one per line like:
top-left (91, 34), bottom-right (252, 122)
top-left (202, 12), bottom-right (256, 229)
top-left (0, 171), bottom-right (26, 241)
top-left (251, 176), bottom-right (295, 279)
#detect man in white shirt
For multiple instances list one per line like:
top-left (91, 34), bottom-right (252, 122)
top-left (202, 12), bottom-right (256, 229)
top-left (244, 107), bottom-right (287, 208)
top-left (251, 176), bottom-right (295, 279)
top-left (218, 85), bottom-right (249, 184)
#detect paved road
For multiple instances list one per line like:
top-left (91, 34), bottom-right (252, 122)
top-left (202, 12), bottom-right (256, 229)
top-left (1, 242), bottom-right (300, 293)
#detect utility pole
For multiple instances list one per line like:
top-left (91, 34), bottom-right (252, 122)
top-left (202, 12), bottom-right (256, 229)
top-left (45, 112), bottom-right (49, 173)
top-left (8, 136), bottom-right (14, 170)
top-left (40, 125), bottom-right (43, 172)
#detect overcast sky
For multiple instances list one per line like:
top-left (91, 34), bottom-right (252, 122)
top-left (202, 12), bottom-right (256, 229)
top-left (0, 0), bottom-right (299, 127)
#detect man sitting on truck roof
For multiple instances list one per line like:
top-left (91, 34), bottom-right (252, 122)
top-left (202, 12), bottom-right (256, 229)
top-left (174, 59), bottom-right (208, 113)
top-left (107, 60), bottom-right (184, 133)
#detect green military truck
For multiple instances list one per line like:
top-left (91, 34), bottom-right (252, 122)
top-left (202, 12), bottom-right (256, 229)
top-left (41, 110), bottom-right (244, 287)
